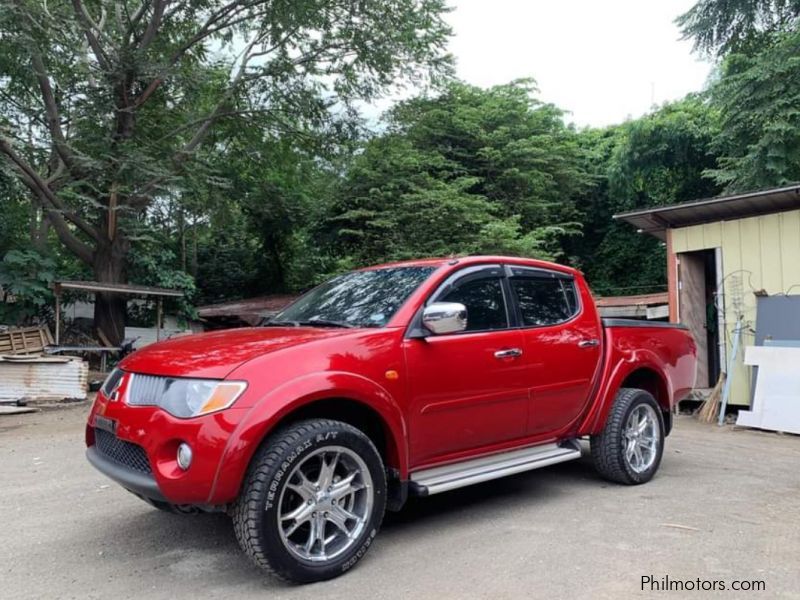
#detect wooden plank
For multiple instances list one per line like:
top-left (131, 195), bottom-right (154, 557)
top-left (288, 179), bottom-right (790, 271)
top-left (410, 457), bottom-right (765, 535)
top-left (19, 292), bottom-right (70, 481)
top-left (0, 326), bottom-right (52, 355)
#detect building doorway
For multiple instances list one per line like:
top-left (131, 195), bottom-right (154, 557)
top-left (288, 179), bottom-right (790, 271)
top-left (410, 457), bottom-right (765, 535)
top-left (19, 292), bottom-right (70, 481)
top-left (678, 249), bottom-right (721, 389)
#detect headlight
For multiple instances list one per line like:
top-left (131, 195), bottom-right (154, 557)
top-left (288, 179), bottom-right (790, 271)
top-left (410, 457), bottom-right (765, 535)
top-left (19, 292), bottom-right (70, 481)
top-left (127, 375), bottom-right (247, 418)
top-left (101, 368), bottom-right (124, 397)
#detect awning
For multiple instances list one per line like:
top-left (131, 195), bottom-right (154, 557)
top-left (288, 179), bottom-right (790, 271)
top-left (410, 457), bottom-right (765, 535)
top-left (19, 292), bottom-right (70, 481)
top-left (614, 184), bottom-right (800, 240)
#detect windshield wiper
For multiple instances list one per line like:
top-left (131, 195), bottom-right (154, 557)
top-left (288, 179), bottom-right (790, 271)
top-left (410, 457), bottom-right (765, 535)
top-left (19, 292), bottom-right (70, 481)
top-left (296, 319), bottom-right (355, 328)
top-left (262, 318), bottom-right (355, 329)
top-left (262, 319), bottom-right (301, 327)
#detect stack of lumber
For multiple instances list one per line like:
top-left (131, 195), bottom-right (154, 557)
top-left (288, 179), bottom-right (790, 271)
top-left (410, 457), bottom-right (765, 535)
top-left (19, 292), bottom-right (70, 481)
top-left (0, 326), bottom-right (54, 355)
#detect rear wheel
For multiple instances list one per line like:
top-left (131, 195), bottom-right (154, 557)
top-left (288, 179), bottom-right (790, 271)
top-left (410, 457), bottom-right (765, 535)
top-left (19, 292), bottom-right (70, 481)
top-left (591, 388), bottom-right (665, 484)
top-left (232, 419), bottom-right (386, 583)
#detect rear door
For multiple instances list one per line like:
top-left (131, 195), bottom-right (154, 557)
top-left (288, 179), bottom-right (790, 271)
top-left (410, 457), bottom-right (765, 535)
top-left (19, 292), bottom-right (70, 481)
top-left (404, 265), bottom-right (529, 465)
top-left (507, 267), bottom-right (602, 436)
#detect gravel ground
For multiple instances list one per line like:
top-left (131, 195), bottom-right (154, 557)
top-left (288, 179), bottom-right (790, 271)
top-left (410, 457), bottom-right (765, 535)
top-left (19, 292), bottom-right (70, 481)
top-left (2, 404), bottom-right (798, 599)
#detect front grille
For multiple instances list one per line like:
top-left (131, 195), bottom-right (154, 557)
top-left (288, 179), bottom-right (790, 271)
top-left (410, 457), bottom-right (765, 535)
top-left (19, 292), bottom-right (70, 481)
top-left (127, 373), bottom-right (168, 406)
top-left (93, 428), bottom-right (152, 474)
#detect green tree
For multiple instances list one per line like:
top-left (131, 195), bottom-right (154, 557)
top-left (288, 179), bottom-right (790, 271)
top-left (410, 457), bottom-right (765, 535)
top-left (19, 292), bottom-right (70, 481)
top-left (0, 0), bottom-right (451, 343)
top-left (0, 249), bottom-right (56, 324)
top-left (707, 31), bottom-right (800, 191)
top-left (677, 0), bottom-right (800, 57)
top-left (572, 97), bottom-right (721, 296)
top-left (328, 80), bottom-right (587, 266)
top-left (0, 172), bottom-right (33, 256)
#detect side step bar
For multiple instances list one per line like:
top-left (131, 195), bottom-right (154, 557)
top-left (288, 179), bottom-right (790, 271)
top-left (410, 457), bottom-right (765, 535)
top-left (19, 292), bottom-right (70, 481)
top-left (410, 440), bottom-right (582, 496)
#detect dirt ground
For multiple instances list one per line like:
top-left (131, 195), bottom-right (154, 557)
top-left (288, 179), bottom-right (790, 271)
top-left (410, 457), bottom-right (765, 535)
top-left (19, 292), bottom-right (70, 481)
top-left (1, 403), bottom-right (798, 599)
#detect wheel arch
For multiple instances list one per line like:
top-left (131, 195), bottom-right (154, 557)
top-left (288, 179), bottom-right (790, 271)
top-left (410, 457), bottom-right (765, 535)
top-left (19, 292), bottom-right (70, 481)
top-left (207, 372), bottom-right (408, 505)
top-left (579, 358), bottom-right (674, 437)
top-left (620, 367), bottom-right (672, 435)
top-left (265, 396), bottom-right (401, 472)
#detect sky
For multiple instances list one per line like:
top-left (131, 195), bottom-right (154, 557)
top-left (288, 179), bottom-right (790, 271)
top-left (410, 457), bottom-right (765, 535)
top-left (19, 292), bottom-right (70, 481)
top-left (371, 0), bottom-right (713, 128)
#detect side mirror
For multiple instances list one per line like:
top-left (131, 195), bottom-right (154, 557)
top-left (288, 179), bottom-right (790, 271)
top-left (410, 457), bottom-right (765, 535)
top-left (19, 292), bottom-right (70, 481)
top-left (422, 302), bottom-right (468, 335)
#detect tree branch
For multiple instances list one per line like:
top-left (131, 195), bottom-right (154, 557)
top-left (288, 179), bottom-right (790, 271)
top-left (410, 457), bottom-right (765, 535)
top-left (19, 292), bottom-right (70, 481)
top-left (0, 136), bottom-right (101, 246)
top-left (139, 0), bottom-right (167, 50)
top-left (70, 0), bottom-right (111, 71)
top-left (172, 31), bottom-right (263, 161)
top-left (133, 2), bottom-right (270, 108)
top-left (29, 50), bottom-right (79, 173)
top-left (1, 142), bottom-right (94, 265)
top-left (125, 0), bottom-right (151, 43)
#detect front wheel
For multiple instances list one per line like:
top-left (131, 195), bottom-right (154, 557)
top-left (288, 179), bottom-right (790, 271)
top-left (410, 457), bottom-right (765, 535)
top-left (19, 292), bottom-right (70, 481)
top-left (232, 419), bottom-right (386, 583)
top-left (590, 388), bottom-right (665, 484)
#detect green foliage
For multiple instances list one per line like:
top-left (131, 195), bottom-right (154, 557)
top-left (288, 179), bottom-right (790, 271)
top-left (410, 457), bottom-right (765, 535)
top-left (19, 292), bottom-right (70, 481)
top-left (0, 250), bottom-right (55, 324)
top-left (127, 243), bottom-right (198, 325)
top-left (6, 0), bottom-right (799, 316)
top-left (607, 96), bottom-right (721, 208)
top-left (0, 0), bottom-right (452, 341)
top-left (0, 174), bottom-right (31, 256)
top-left (570, 97), bottom-right (722, 296)
top-left (328, 81), bottom-right (588, 266)
top-left (677, 0), bottom-right (800, 57)
top-left (708, 31), bottom-right (800, 191)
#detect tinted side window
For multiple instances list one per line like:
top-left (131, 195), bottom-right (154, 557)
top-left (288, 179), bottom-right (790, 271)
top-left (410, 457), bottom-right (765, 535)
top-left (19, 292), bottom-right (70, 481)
top-left (441, 278), bottom-right (508, 331)
top-left (511, 277), bottom-right (578, 326)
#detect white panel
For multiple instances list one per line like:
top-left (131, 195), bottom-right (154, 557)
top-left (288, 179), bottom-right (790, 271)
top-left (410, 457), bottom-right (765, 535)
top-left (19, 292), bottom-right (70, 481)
top-left (737, 346), bottom-right (800, 434)
top-left (646, 305), bottom-right (670, 320)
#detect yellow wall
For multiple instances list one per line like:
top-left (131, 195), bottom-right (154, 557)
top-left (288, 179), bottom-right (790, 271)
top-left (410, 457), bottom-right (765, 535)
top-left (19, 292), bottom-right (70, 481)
top-left (670, 209), bottom-right (800, 405)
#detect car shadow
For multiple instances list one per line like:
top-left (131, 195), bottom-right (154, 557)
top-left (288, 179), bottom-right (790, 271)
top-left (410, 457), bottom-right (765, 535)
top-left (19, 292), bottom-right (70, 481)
top-left (83, 450), bottom-right (602, 589)
top-left (382, 451), bottom-right (599, 532)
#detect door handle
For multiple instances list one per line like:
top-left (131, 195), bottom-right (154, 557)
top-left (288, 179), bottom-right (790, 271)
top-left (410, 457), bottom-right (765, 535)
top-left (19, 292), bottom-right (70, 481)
top-left (578, 339), bottom-right (600, 349)
top-left (494, 348), bottom-right (523, 359)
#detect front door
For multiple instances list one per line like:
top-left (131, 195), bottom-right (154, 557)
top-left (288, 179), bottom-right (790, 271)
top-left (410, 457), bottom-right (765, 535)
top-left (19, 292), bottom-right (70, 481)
top-left (507, 267), bottom-right (602, 436)
top-left (404, 266), bottom-right (529, 465)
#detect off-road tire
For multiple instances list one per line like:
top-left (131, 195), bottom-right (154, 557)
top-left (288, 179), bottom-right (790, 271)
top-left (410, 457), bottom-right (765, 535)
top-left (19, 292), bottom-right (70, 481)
top-left (232, 419), bottom-right (386, 583)
top-left (590, 388), bottom-right (665, 485)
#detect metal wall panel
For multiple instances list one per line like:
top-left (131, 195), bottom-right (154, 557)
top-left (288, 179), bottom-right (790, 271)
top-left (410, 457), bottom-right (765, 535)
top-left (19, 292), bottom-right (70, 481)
top-left (0, 357), bottom-right (88, 401)
top-left (669, 208), bottom-right (800, 405)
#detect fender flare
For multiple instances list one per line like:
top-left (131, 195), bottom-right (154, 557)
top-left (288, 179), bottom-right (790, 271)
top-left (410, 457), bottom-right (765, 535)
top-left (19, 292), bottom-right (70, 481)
top-left (206, 371), bottom-right (407, 504)
top-left (578, 349), bottom-right (673, 436)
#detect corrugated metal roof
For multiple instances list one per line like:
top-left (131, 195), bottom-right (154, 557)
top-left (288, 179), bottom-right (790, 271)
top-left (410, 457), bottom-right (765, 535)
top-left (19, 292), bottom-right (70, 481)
top-left (197, 295), bottom-right (298, 326)
top-left (614, 184), bottom-right (800, 240)
top-left (0, 356), bottom-right (88, 401)
top-left (53, 280), bottom-right (184, 297)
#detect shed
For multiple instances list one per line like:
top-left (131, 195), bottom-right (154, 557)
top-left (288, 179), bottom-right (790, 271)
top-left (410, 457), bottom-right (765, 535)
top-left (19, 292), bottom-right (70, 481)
top-left (52, 280), bottom-right (184, 345)
top-left (197, 294), bottom-right (298, 328)
top-left (615, 184), bottom-right (800, 406)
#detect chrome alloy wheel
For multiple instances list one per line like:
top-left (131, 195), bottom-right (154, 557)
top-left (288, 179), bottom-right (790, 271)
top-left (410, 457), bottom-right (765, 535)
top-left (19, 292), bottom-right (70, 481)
top-left (277, 446), bottom-right (374, 563)
top-left (623, 404), bottom-right (660, 473)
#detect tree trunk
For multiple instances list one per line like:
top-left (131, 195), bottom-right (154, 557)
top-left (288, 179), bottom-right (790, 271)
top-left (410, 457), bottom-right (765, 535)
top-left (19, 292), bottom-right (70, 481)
top-left (92, 237), bottom-right (129, 347)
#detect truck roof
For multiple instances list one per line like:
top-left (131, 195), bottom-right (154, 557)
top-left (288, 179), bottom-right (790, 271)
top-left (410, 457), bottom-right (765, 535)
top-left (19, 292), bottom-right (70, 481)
top-left (361, 255), bottom-right (580, 276)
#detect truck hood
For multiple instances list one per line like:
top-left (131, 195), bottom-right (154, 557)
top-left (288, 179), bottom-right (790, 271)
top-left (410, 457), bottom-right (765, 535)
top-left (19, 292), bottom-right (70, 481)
top-left (120, 327), bottom-right (354, 379)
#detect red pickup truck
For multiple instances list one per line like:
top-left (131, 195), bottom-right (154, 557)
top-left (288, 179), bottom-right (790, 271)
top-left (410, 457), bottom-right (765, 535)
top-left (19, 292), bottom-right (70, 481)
top-left (86, 256), bottom-right (696, 583)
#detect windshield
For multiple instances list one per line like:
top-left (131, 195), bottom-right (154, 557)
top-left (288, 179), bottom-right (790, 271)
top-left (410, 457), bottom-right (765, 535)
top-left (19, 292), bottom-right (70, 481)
top-left (271, 266), bottom-right (437, 328)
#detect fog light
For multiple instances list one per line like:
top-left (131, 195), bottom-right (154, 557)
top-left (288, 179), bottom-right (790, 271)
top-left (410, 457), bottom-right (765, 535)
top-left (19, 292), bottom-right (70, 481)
top-left (177, 443), bottom-right (193, 470)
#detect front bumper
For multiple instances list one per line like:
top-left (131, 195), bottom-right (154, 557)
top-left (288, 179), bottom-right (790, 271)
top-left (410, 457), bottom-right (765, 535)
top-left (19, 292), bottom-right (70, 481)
top-left (86, 445), bottom-right (166, 502)
top-left (86, 385), bottom-right (247, 505)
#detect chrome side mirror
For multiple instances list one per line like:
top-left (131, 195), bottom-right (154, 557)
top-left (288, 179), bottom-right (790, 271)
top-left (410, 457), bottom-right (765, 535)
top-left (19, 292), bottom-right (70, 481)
top-left (422, 302), bottom-right (467, 335)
